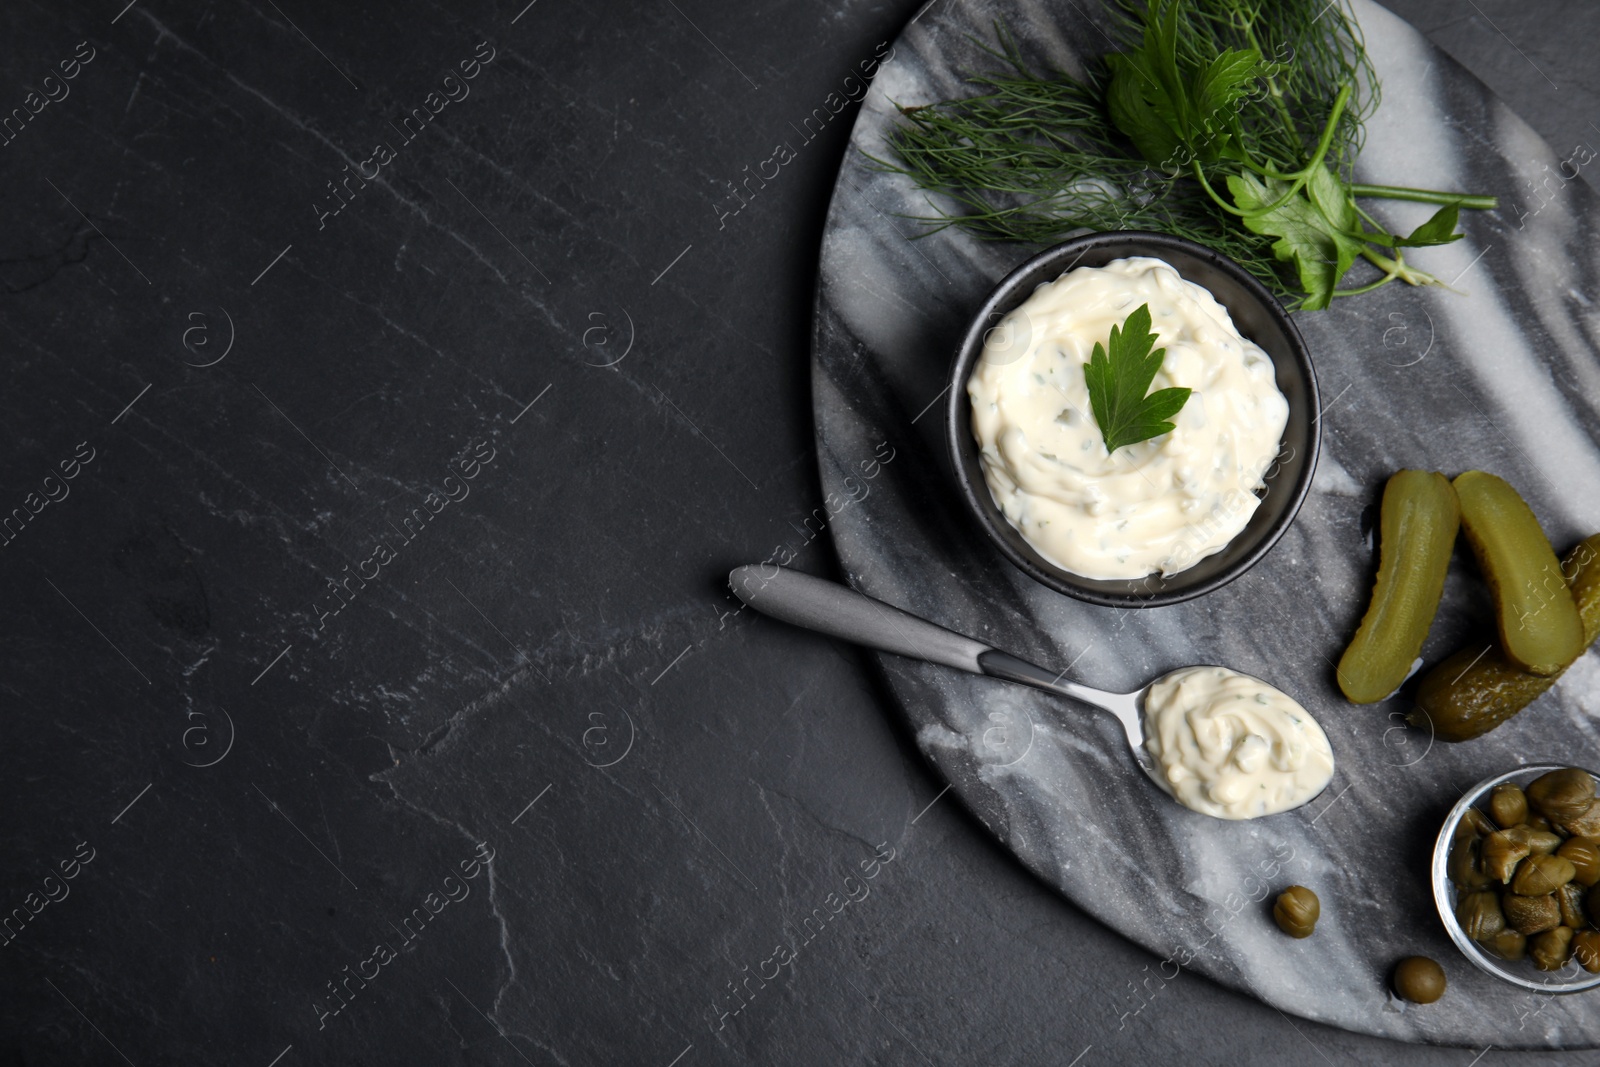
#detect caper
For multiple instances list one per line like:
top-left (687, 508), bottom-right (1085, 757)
top-left (1392, 956), bottom-right (1446, 1004)
top-left (1531, 927), bottom-right (1576, 971)
top-left (1558, 800), bottom-right (1600, 839)
top-left (1575, 930), bottom-right (1600, 973)
top-left (1490, 784), bottom-right (1529, 829)
top-left (1462, 807), bottom-right (1497, 837)
top-left (1273, 885), bottom-right (1319, 939)
top-left (1559, 838), bottom-right (1600, 887)
top-left (1559, 883), bottom-right (1588, 929)
top-left (1455, 891), bottom-right (1505, 940)
top-left (1484, 828), bottom-right (1533, 884)
top-left (1513, 854), bottom-right (1577, 896)
top-left (1485, 929), bottom-right (1527, 961)
top-left (1504, 893), bottom-right (1562, 935)
top-left (1449, 834), bottom-right (1494, 891)
top-left (1528, 768), bottom-right (1596, 823)
top-left (1586, 884), bottom-right (1600, 928)
top-left (1526, 829), bottom-right (1565, 856)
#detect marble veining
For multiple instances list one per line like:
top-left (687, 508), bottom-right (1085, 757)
top-left (812, 0), bottom-right (1600, 1047)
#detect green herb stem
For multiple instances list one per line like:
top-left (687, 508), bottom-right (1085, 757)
top-left (1237, 82), bottom-right (1351, 184)
top-left (1333, 263), bottom-right (1403, 298)
top-left (1240, 21), bottom-right (1298, 139)
top-left (1192, 161), bottom-right (1253, 216)
top-left (1199, 83), bottom-right (1351, 217)
top-left (1349, 183), bottom-right (1499, 210)
top-left (1357, 245), bottom-right (1436, 288)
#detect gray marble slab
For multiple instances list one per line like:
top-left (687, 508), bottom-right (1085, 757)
top-left (812, 0), bottom-right (1600, 1048)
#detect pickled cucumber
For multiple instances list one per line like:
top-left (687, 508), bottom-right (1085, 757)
top-left (1412, 535), bottom-right (1600, 742)
top-left (1455, 471), bottom-right (1585, 676)
top-left (1337, 470), bottom-right (1459, 703)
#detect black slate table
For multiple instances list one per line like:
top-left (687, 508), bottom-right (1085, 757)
top-left (3, 2), bottom-right (1596, 1064)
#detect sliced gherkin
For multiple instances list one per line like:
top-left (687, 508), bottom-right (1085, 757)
top-left (1454, 471), bottom-right (1584, 676)
top-left (1412, 534), bottom-right (1600, 742)
top-left (1337, 470), bottom-right (1459, 703)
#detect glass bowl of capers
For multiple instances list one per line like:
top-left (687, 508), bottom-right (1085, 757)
top-left (1433, 764), bottom-right (1600, 993)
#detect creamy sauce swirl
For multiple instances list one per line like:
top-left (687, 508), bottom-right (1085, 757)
top-left (967, 257), bottom-right (1289, 579)
top-left (1142, 666), bottom-right (1334, 820)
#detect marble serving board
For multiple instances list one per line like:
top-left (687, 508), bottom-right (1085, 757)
top-left (811, 0), bottom-right (1600, 1049)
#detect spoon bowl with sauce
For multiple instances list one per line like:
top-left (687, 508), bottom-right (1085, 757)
top-left (730, 565), bottom-right (1334, 820)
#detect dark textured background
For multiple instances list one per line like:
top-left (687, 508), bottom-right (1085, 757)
top-left (1, 2), bottom-right (1594, 1064)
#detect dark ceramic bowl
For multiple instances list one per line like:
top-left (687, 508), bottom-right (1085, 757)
top-left (945, 231), bottom-right (1320, 608)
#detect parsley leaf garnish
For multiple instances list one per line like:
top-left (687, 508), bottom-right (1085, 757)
top-left (1362, 201), bottom-right (1467, 249)
top-left (1227, 168), bottom-right (1363, 310)
top-left (1082, 303), bottom-right (1192, 454)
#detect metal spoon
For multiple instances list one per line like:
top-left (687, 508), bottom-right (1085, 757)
top-left (728, 564), bottom-right (1329, 813)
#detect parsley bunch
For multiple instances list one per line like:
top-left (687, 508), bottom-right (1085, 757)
top-left (882, 0), bottom-right (1496, 309)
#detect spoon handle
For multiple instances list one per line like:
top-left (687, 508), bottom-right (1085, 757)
top-left (729, 565), bottom-right (992, 674)
top-left (729, 567), bottom-right (1168, 801)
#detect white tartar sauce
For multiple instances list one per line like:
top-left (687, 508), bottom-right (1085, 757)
top-left (1142, 666), bottom-right (1334, 820)
top-left (967, 257), bottom-right (1289, 579)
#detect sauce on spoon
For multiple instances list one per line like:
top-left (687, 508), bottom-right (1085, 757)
top-left (1142, 666), bottom-right (1334, 820)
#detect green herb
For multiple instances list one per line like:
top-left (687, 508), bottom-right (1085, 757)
top-left (1083, 303), bottom-right (1191, 453)
top-left (878, 0), bottom-right (1496, 309)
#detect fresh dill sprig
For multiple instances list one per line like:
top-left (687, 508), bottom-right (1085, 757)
top-left (876, 0), bottom-right (1497, 309)
top-left (878, 26), bottom-right (1286, 293)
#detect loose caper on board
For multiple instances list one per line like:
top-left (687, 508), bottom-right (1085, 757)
top-left (1272, 885), bottom-right (1319, 939)
top-left (1392, 957), bottom-right (1447, 1003)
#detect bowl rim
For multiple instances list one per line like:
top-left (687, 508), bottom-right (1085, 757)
top-left (1431, 763), bottom-right (1600, 994)
top-left (943, 229), bottom-right (1321, 608)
